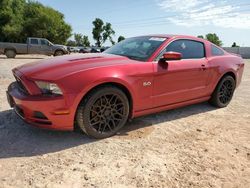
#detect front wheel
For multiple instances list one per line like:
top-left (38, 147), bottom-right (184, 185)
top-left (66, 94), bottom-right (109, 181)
top-left (76, 86), bottom-right (129, 139)
top-left (54, 50), bottom-right (64, 56)
top-left (209, 75), bottom-right (236, 108)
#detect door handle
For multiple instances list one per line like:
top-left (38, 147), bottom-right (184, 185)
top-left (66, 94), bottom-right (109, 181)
top-left (201, 64), bottom-right (206, 70)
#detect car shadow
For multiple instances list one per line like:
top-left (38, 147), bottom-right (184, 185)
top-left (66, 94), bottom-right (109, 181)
top-left (117, 102), bottom-right (216, 137)
top-left (0, 102), bottom-right (216, 159)
top-left (0, 110), bottom-right (95, 159)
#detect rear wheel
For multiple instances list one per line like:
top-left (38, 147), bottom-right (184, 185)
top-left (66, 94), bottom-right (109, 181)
top-left (209, 75), bottom-right (236, 108)
top-left (5, 50), bottom-right (16, 58)
top-left (54, 50), bottom-right (64, 56)
top-left (76, 86), bottom-right (129, 139)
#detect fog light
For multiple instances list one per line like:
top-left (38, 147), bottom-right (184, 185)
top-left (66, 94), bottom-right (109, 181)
top-left (33, 111), bottom-right (48, 120)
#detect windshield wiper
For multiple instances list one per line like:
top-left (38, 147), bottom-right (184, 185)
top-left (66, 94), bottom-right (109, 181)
top-left (106, 52), bottom-right (144, 61)
top-left (125, 55), bottom-right (143, 61)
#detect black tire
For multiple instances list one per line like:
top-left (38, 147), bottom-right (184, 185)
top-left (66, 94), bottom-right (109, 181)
top-left (76, 86), bottom-right (129, 139)
top-left (54, 50), bottom-right (64, 56)
top-left (209, 75), bottom-right (236, 108)
top-left (5, 49), bottom-right (16, 58)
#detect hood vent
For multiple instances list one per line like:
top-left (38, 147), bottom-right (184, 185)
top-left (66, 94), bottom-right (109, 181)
top-left (69, 56), bottom-right (103, 62)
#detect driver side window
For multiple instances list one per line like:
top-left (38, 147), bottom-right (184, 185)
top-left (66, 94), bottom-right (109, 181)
top-left (41, 39), bottom-right (49, 46)
top-left (164, 39), bottom-right (205, 59)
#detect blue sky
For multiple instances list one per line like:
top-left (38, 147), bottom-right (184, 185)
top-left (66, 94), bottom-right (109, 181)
top-left (37, 0), bottom-right (250, 47)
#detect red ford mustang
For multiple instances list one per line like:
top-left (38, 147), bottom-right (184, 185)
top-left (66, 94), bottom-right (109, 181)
top-left (7, 35), bottom-right (244, 138)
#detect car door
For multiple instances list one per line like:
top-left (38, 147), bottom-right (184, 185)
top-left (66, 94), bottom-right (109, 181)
top-left (28, 38), bottom-right (41, 54)
top-left (152, 39), bottom-right (210, 107)
top-left (40, 39), bottom-right (53, 55)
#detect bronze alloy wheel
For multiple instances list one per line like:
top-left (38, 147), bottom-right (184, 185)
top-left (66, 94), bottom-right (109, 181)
top-left (76, 86), bottom-right (129, 139)
top-left (89, 93), bottom-right (126, 134)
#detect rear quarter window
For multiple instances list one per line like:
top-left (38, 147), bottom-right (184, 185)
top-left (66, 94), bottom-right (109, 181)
top-left (211, 45), bottom-right (224, 56)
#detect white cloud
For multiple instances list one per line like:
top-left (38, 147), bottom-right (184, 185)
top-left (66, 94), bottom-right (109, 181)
top-left (157, 0), bottom-right (250, 29)
top-left (158, 0), bottom-right (204, 11)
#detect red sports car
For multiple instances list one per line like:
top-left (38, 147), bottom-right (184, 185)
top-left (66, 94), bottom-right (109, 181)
top-left (7, 35), bottom-right (244, 138)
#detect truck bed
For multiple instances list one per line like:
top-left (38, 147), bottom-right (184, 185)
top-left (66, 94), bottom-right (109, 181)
top-left (0, 42), bottom-right (28, 54)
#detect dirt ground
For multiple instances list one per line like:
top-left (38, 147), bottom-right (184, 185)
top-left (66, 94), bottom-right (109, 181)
top-left (0, 55), bottom-right (249, 188)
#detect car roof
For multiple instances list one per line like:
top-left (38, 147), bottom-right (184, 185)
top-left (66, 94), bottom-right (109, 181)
top-left (137, 34), bottom-right (209, 44)
top-left (140, 34), bottom-right (202, 39)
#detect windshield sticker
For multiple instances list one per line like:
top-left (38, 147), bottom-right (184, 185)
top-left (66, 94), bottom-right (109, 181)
top-left (149, 37), bottom-right (166, 42)
top-left (181, 42), bottom-right (186, 49)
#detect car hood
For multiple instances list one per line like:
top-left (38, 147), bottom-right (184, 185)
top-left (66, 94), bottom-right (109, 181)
top-left (53, 44), bottom-right (67, 50)
top-left (54, 44), bottom-right (66, 48)
top-left (14, 53), bottom-right (133, 81)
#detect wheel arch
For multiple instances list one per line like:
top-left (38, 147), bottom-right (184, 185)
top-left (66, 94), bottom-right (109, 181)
top-left (4, 47), bottom-right (17, 54)
top-left (212, 70), bottom-right (237, 93)
top-left (54, 48), bottom-right (64, 55)
top-left (73, 81), bottom-right (134, 130)
top-left (218, 71), bottom-right (236, 84)
top-left (223, 71), bottom-right (236, 81)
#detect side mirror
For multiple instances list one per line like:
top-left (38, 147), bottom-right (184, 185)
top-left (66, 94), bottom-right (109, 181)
top-left (161, 51), bottom-right (182, 61)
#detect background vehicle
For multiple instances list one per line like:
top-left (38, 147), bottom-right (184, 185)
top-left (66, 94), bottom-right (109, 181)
top-left (7, 35), bottom-right (244, 139)
top-left (78, 47), bottom-right (102, 53)
top-left (79, 47), bottom-right (92, 53)
top-left (68, 46), bottom-right (80, 53)
top-left (0, 38), bottom-right (68, 58)
top-left (100, 46), bottom-right (110, 52)
top-left (90, 47), bottom-right (101, 53)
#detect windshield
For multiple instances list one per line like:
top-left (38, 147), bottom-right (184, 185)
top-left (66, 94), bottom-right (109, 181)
top-left (104, 36), bottom-right (167, 61)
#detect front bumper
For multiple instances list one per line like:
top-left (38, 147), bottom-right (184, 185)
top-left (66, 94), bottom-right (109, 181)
top-left (7, 82), bottom-right (74, 131)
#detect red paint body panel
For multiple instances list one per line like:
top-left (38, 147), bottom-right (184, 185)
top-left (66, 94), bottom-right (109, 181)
top-left (7, 35), bottom-right (244, 130)
top-left (9, 86), bottom-right (74, 130)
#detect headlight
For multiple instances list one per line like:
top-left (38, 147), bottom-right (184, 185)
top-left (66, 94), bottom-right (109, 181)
top-left (35, 81), bottom-right (63, 95)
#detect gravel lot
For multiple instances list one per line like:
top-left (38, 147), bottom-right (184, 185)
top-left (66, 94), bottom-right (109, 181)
top-left (0, 55), bottom-right (249, 188)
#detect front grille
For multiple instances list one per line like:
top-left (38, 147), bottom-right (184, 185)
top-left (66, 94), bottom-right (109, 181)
top-left (14, 75), bottom-right (29, 95)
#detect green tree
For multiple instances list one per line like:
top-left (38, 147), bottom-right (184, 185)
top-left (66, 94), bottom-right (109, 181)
top-left (0, 0), bottom-right (26, 42)
top-left (118, 36), bottom-right (125, 42)
top-left (66, 40), bottom-right (76, 46)
top-left (103, 22), bottom-right (115, 45)
top-left (73, 33), bottom-right (90, 46)
top-left (92, 18), bottom-right (104, 47)
top-left (0, 0), bottom-right (72, 44)
top-left (232, 42), bottom-right (239, 47)
top-left (74, 33), bottom-right (83, 46)
top-left (205, 33), bottom-right (222, 46)
top-left (197, 35), bottom-right (204, 39)
top-left (92, 18), bottom-right (115, 47)
top-left (82, 35), bottom-right (90, 47)
top-left (22, 1), bottom-right (72, 44)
